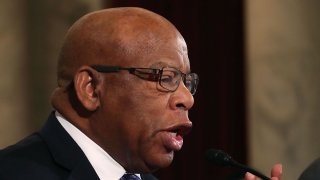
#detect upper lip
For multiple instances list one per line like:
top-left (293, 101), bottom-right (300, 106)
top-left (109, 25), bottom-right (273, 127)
top-left (165, 121), bottom-right (193, 137)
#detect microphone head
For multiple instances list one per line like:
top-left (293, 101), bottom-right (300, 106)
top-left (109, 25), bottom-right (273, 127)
top-left (205, 149), bottom-right (234, 166)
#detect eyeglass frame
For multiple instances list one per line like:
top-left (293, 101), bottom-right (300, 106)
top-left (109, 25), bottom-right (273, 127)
top-left (91, 65), bottom-right (199, 95)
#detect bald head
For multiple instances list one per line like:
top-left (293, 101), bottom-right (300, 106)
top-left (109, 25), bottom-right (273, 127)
top-left (57, 7), bottom-right (182, 87)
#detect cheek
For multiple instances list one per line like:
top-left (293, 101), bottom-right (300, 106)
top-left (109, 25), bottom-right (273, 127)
top-left (123, 94), bottom-right (166, 138)
top-left (135, 125), bottom-right (175, 171)
top-left (128, 97), bottom-right (175, 169)
top-left (104, 80), bottom-right (173, 170)
top-left (116, 86), bottom-right (170, 126)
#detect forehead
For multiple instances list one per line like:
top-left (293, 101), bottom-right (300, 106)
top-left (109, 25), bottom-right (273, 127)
top-left (149, 58), bottom-right (190, 73)
top-left (135, 35), bottom-right (190, 72)
top-left (105, 12), bottom-right (190, 72)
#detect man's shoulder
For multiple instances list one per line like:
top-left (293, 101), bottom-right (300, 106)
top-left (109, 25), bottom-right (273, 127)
top-left (0, 133), bottom-right (46, 159)
top-left (0, 133), bottom-right (61, 179)
top-left (0, 133), bottom-right (54, 167)
top-left (0, 112), bottom-right (61, 161)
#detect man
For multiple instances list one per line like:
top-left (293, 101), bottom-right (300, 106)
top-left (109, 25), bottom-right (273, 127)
top-left (0, 7), bottom-right (281, 180)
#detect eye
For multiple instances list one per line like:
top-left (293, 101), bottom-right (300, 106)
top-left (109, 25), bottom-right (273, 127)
top-left (161, 70), bottom-right (177, 83)
top-left (161, 75), bottom-right (173, 83)
top-left (134, 69), bottom-right (160, 81)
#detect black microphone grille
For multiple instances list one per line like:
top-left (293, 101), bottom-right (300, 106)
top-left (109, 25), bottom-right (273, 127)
top-left (205, 149), bottom-right (233, 166)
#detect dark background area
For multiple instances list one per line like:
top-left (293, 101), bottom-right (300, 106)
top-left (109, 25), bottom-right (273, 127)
top-left (108, 1), bottom-right (247, 179)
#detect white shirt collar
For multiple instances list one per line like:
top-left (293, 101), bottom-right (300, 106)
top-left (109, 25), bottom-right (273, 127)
top-left (55, 111), bottom-right (137, 180)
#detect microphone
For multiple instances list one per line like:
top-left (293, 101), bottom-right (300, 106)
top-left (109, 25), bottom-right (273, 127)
top-left (206, 149), bottom-right (271, 180)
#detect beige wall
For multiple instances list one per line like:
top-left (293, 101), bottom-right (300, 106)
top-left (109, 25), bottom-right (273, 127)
top-left (0, 0), bottom-right (103, 148)
top-left (0, 0), bottom-right (29, 148)
top-left (246, 0), bottom-right (320, 179)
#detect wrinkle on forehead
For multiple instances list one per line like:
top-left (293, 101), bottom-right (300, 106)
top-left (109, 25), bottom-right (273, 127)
top-left (114, 14), bottom-right (187, 63)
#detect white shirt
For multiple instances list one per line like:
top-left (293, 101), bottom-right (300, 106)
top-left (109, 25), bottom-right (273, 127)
top-left (56, 111), bottom-right (141, 180)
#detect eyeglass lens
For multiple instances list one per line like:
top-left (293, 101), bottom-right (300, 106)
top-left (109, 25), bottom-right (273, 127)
top-left (160, 68), bottom-right (198, 95)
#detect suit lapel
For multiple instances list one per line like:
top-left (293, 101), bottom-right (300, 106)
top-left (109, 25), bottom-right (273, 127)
top-left (66, 158), bottom-right (100, 180)
top-left (39, 112), bottom-right (99, 180)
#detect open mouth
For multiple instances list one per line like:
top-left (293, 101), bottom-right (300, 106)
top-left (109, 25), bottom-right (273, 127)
top-left (160, 122), bottom-right (192, 152)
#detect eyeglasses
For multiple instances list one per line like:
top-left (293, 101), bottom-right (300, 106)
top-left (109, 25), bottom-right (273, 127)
top-left (91, 65), bottom-right (199, 95)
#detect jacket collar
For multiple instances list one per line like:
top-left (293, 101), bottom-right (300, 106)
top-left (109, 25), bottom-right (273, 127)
top-left (39, 112), bottom-right (99, 180)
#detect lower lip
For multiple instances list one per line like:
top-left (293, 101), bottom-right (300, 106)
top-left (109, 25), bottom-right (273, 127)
top-left (160, 132), bottom-right (184, 151)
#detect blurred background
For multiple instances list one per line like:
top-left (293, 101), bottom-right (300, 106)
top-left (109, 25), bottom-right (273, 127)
top-left (1, 0), bottom-right (320, 179)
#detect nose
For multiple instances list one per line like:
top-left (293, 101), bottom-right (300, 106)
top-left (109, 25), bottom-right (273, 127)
top-left (169, 82), bottom-right (194, 111)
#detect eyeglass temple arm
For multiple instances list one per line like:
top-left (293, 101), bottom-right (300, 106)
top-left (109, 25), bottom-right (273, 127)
top-left (91, 66), bottom-right (123, 73)
top-left (92, 66), bottom-right (141, 74)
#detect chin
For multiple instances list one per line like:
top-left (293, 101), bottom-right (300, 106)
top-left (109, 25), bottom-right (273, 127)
top-left (146, 151), bottom-right (174, 171)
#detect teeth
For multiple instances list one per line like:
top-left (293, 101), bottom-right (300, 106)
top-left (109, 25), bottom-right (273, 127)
top-left (172, 130), bottom-right (178, 134)
top-left (173, 132), bottom-right (177, 136)
top-left (170, 130), bottom-right (177, 135)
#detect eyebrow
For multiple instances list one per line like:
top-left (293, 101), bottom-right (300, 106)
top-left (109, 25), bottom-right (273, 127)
top-left (149, 62), bottom-right (170, 68)
top-left (149, 61), bottom-right (190, 73)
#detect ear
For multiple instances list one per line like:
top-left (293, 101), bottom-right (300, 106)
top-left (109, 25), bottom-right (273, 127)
top-left (73, 66), bottom-right (101, 111)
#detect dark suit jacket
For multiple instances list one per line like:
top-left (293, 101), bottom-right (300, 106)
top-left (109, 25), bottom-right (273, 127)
top-left (0, 112), bottom-right (157, 180)
top-left (299, 158), bottom-right (320, 180)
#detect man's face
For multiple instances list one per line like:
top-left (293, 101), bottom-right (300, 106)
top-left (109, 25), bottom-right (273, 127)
top-left (92, 33), bottom-right (194, 172)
